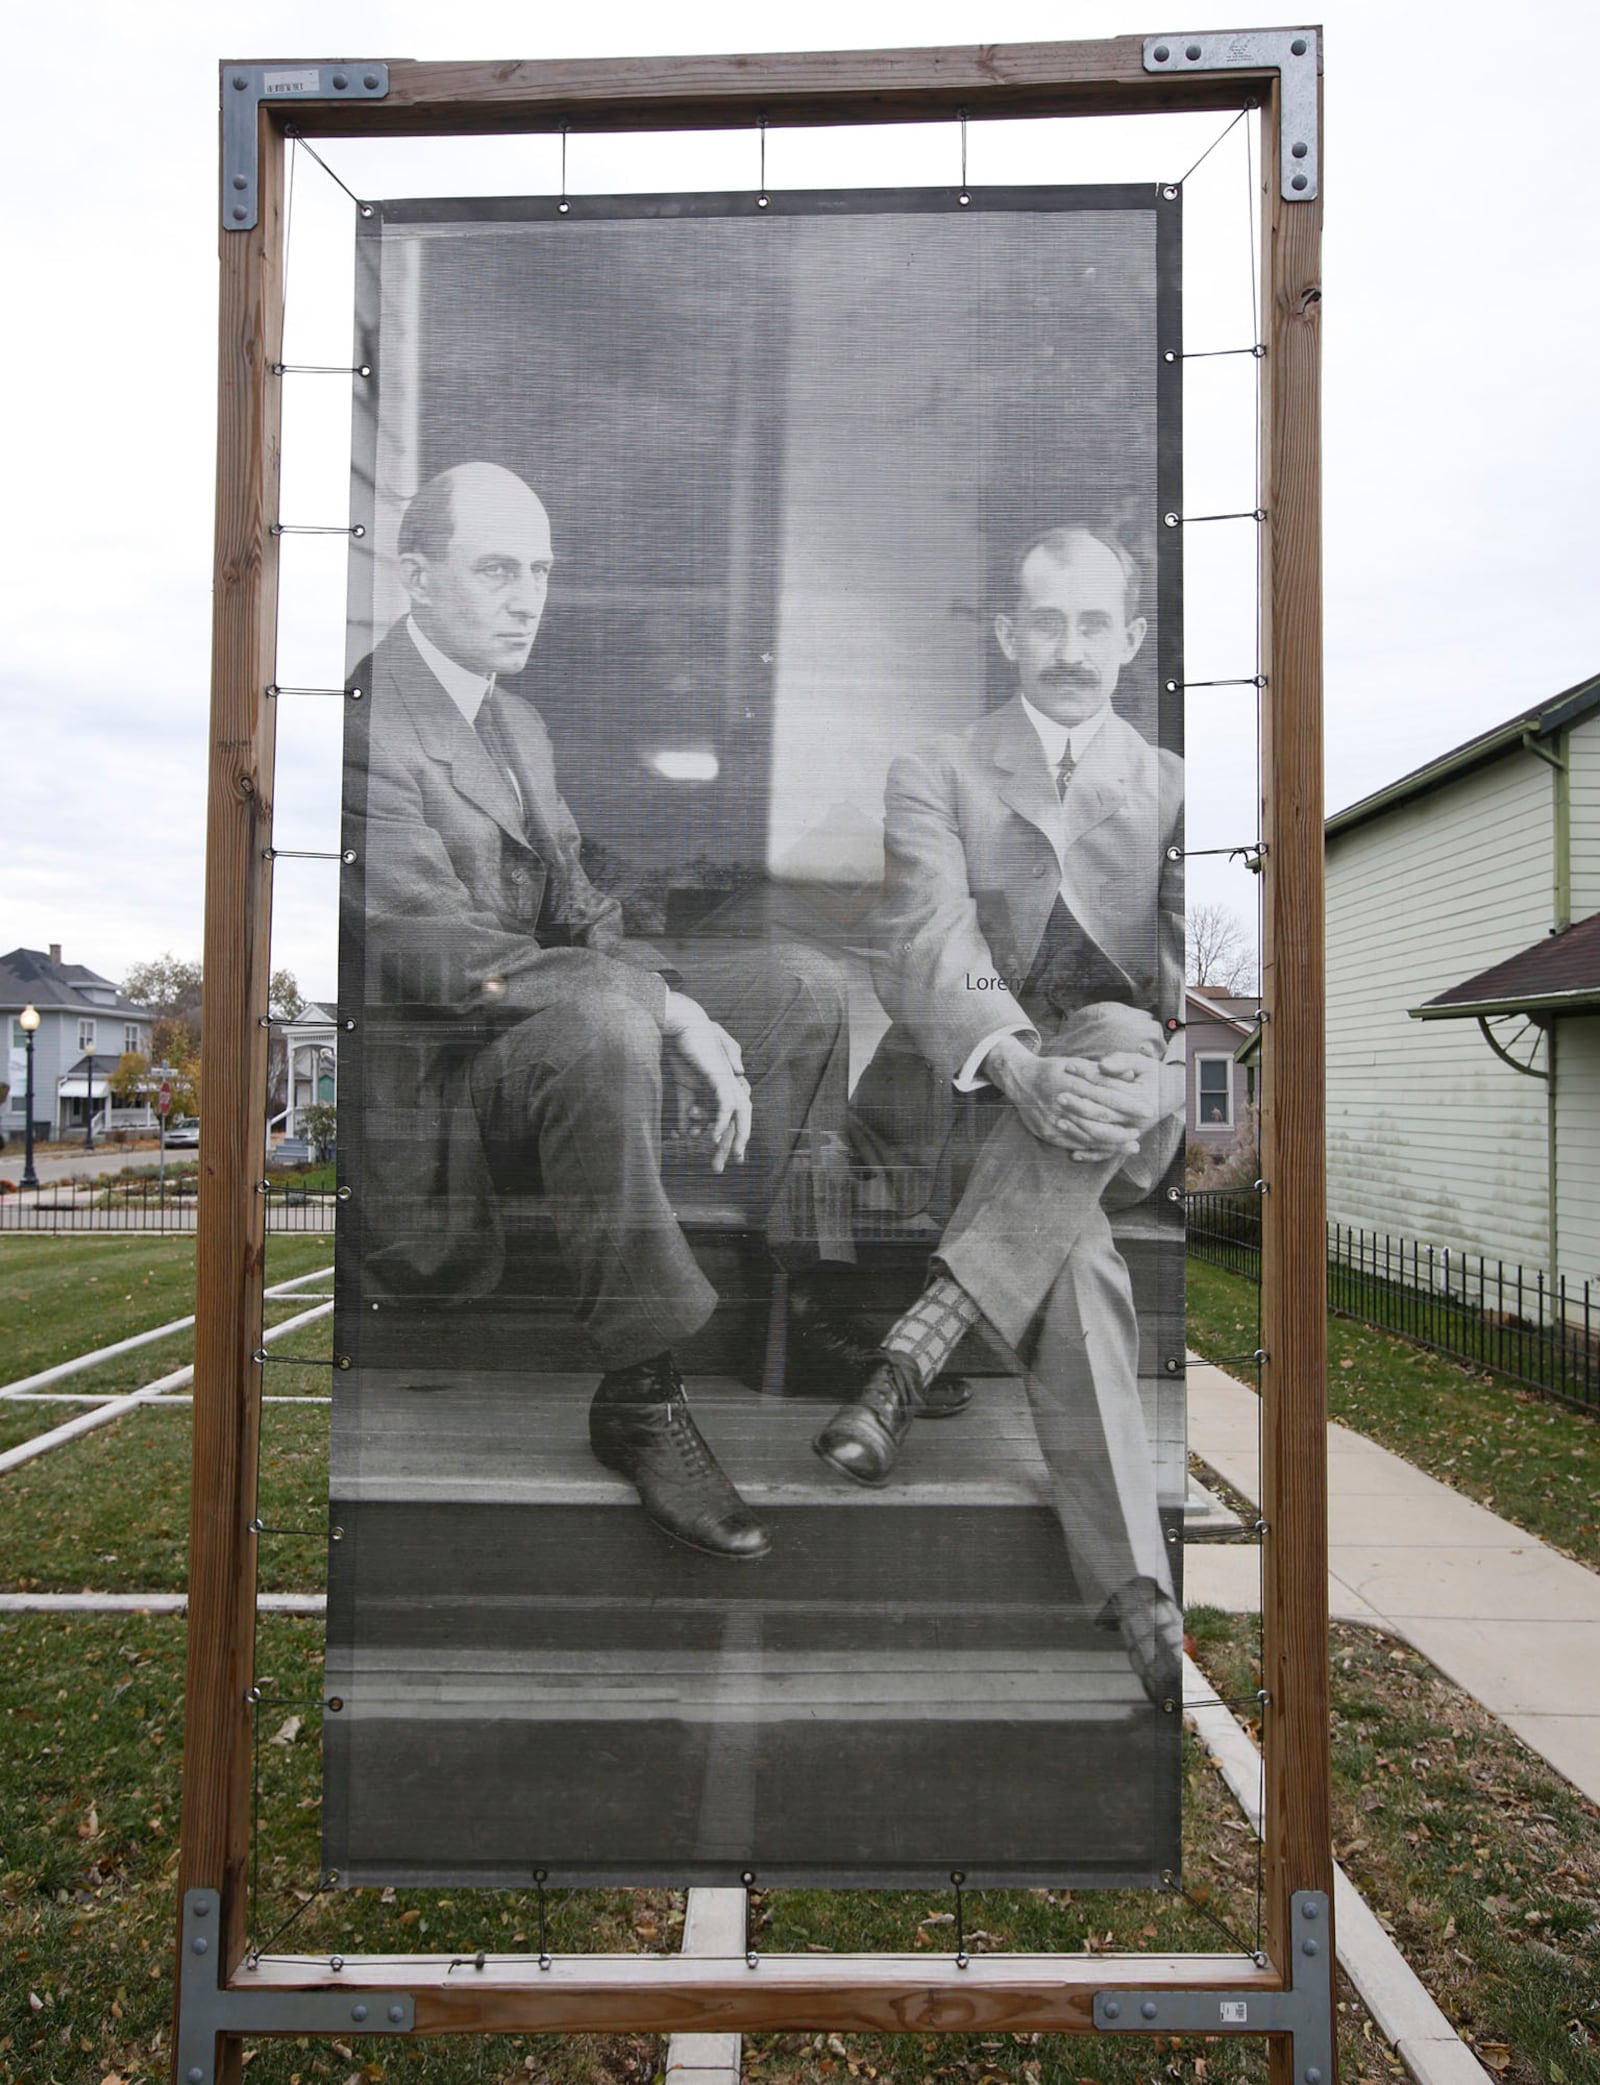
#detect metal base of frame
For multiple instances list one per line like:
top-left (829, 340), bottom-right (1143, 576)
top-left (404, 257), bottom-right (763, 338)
top-left (176, 1891), bottom-right (415, 2085)
top-left (1094, 1892), bottom-right (1332, 2080)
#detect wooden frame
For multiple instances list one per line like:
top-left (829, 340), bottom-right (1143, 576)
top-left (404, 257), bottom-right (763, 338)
top-left (179, 33), bottom-right (1326, 2083)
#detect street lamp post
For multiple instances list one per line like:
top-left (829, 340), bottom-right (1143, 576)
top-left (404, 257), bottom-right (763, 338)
top-left (19, 1005), bottom-right (40, 1190)
top-left (84, 1049), bottom-right (95, 1152)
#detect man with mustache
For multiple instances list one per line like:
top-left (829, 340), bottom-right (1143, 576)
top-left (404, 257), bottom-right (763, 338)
top-left (821, 522), bottom-right (1187, 1704)
top-left (348, 460), bottom-right (863, 1563)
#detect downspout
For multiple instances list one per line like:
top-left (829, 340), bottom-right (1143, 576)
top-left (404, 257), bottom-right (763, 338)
top-left (1546, 1021), bottom-right (1559, 1287)
top-left (1521, 725), bottom-right (1570, 1281)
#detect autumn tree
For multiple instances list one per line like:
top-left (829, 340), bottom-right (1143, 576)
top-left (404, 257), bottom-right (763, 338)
top-left (1186, 903), bottom-right (1259, 994)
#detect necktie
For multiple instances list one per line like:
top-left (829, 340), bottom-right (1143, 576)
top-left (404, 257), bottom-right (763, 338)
top-left (474, 690), bottom-right (524, 819)
top-left (1055, 744), bottom-right (1076, 801)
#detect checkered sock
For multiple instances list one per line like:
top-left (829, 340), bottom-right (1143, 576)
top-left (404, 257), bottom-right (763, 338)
top-left (881, 1273), bottom-right (983, 1389)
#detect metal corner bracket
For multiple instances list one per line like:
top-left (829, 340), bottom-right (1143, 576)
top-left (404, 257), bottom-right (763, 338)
top-left (1144, 28), bottom-right (1319, 199)
top-left (176, 1890), bottom-right (415, 2083)
top-left (222, 60), bottom-right (390, 230)
top-left (1094, 1890), bottom-right (1333, 2080)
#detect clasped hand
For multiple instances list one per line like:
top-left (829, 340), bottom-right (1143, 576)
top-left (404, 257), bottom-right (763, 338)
top-left (987, 1035), bottom-right (1161, 1161)
top-left (662, 990), bottom-right (752, 1173)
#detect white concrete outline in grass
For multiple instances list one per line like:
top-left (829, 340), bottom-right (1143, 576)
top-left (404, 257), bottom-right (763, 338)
top-left (0, 1299), bottom-right (332, 1475)
top-left (0, 1265), bottom-right (334, 1399)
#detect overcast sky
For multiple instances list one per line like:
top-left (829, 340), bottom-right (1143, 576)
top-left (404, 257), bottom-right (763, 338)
top-left (3, 0), bottom-right (1593, 1001)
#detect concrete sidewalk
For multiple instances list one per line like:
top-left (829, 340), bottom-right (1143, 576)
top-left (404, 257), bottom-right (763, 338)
top-left (1183, 1358), bottom-right (1600, 1805)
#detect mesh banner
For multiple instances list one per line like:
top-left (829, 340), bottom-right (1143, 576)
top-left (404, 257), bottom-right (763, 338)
top-left (325, 187), bottom-right (1185, 1887)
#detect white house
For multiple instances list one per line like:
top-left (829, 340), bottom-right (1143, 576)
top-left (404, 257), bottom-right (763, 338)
top-left (269, 1002), bottom-right (338, 1141)
top-left (1325, 672), bottom-right (1600, 1285)
top-left (1, 944), bottom-right (157, 1141)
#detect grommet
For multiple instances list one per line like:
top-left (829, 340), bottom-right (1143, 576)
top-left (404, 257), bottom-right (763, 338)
top-left (1164, 678), bottom-right (1179, 693)
top-left (756, 194), bottom-right (770, 208)
top-left (330, 1954), bottom-right (345, 1971)
top-left (557, 200), bottom-right (570, 214)
top-left (1162, 184), bottom-right (1179, 200)
top-left (958, 191), bottom-right (971, 205)
top-left (330, 1525), bottom-right (345, 1541)
top-left (1162, 349), bottom-right (1176, 362)
top-left (1163, 511), bottom-right (1180, 527)
top-left (327, 1696), bottom-right (345, 1712)
top-left (337, 1186), bottom-right (353, 1201)
top-left (360, 205), bottom-right (374, 219)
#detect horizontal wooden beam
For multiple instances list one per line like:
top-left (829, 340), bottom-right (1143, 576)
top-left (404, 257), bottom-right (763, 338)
top-left (269, 40), bottom-right (1271, 139)
top-left (236, 1951), bottom-right (1276, 2035)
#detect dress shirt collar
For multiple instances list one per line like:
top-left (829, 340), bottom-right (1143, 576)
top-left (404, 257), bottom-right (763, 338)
top-left (407, 614), bottom-right (495, 726)
top-left (1019, 692), bottom-right (1112, 771)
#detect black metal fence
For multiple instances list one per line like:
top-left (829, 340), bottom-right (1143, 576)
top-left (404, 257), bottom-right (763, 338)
top-left (1185, 1189), bottom-right (1599, 1414)
top-left (0, 1178), bottom-right (336, 1234)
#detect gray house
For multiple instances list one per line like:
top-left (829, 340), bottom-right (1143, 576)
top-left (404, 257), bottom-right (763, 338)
top-left (1185, 987), bottom-right (1259, 1164)
top-left (1, 945), bottom-right (155, 1142)
top-left (1325, 671), bottom-right (1600, 1284)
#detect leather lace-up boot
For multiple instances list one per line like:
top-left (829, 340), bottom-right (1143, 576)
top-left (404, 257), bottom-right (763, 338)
top-left (590, 1353), bottom-right (770, 1560)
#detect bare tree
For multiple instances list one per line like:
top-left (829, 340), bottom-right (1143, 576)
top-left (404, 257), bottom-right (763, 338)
top-left (1187, 902), bottom-right (1258, 993)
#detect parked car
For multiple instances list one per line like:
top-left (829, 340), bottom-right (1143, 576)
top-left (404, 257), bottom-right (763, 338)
top-left (164, 1115), bottom-right (201, 1147)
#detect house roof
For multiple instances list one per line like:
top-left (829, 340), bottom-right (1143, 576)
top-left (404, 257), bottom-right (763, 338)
top-left (1326, 669), bottom-right (1600, 841)
top-left (0, 947), bottom-right (152, 1020)
top-left (1412, 909), bottom-right (1600, 1021)
top-left (1186, 988), bottom-right (1256, 1036)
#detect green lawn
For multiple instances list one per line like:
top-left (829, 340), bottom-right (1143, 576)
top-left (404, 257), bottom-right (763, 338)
top-left (1186, 1256), bottom-right (1600, 1569)
top-left (0, 1234), bottom-right (334, 1386)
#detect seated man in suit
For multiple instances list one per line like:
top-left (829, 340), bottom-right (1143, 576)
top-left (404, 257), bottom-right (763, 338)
top-left (820, 521), bottom-right (1186, 1701)
top-left (351, 460), bottom-right (866, 1563)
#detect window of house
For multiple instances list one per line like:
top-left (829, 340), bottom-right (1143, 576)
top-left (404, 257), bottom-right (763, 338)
top-left (10, 1019), bottom-right (27, 1049)
top-left (79, 1018), bottom-right (96, 1053)
top-left (1197, 1056), bottom-right (1233, 1127)
top-left (1245, 1064), bottom-right (1257, 1108)
top-left (123, 1023), bottom-right (141, 1054)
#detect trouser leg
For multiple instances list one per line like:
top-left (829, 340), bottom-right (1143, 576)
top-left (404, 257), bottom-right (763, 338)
top-left (929, 1001), bottom-right (1179, 1606)
top-left (671, 940), bottom-right (857, 1268)
top-left (1020, 1204), bottom-right (1174, 1608)
top-left (469, 986), bottom-right (716, 1371)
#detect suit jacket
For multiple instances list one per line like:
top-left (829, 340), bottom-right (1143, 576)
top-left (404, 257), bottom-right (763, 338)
top-left (346, 621), bottom-right (667, 1296)
top-left (871, 695), bottom-right (1183, 1085)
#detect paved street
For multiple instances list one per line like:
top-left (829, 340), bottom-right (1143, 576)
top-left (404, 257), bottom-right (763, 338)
top-left (0, 1144), bottom-right (168, 1184)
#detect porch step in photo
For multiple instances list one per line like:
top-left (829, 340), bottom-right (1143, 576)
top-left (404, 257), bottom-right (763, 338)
top-left (324, 1371), bottom-right (1184, 1884)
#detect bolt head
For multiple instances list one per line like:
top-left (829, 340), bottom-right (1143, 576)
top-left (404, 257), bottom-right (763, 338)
top-left (364, 72), bottom-right (381, 89)
top-left (188, 2068), bottom-right (207, 2083)
top-left (1301, 1898), bottom-right (1320, 1919)
top-left (1141, 1999), bottom-right (1158, 2019)
top-left (352, 2003), bottom-right (369, 2022)
top-left (1292, 140), bottom-right (1309, 158)
top-left (232, 206), bottom-right (248, 222)
top-left (194, 1898), bottom-right (212, 1916)
top-left (1291, 174), bottom-right (1309, 192)
top-left (332, 71), bottom-right (349, 89)
top-left (233, 73), bottom-right (249, 89)
top-left (388, 2003), bottom-right (406, 2024)
top-left (1103, 1999), bottom-right (1121, 2020)
top-left (1185, 42), bottom-right (1202, 59)
top-left (191, 1935), bottom-right (209, 1954)
top-left (1291, 36), bottom-right (1308, 55)
top-left (1303, 2070), bottom-right (1322, 2085)
top-left (1302, 1937), bottom-right (1319, 1956)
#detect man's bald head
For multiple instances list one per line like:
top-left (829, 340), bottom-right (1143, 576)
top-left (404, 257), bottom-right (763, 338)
top-left (398, 462), bottom-right (554, 678)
